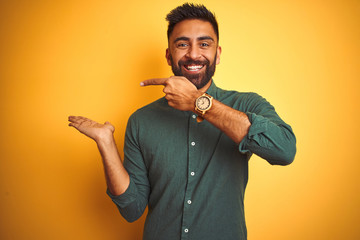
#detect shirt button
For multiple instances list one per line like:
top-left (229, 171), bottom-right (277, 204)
top-left (191, 142), bottom-right (195, 146)
top-left (187, 200), bottom-right (192, 205)
top-left (190, 172), bottom-right (195, 176)
top-left (192, 114), bottom-right (196, 119)
top-left (184, 228), bottom-right (189, 233)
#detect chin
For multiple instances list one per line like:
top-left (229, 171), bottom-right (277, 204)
top-left (187, 76), bottom-right (211, 89)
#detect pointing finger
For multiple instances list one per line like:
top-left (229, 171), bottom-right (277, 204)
top-left (140, 78), bottom-right (169, 87)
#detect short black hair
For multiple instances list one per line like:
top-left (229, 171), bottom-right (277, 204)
top-left (166, 3), bottom-right (219, 41)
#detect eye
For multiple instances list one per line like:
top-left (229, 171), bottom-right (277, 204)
top-left (177, 43), bottom-right (188, 48)
top-left (200, 42), bottom-right (209, 48)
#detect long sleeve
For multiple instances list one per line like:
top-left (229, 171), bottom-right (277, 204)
top-left (237, 93), bottom-right (296, 165)
top-left (107, 114), bottom-right (150, 222)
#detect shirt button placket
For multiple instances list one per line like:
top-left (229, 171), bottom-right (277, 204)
top-left (182, 114), bottom-right (198, 239)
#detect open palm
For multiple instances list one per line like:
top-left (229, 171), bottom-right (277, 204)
top-left (68, 116), bottom-right (114, 142)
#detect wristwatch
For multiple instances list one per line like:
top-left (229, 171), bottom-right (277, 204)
top-left (195, 93), bottom-right (213, 122)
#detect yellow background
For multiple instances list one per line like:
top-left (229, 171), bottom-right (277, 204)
top-left (1, 0), bottom-right (359, 239)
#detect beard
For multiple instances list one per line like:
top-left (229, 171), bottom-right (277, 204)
top-left (169, 53), bottom-right (217, 89)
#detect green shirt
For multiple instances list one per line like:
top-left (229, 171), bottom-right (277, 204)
top-left (107, 81), bottom-right (296, 240)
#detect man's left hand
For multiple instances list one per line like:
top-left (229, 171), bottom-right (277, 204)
top-left (141, 76), bottom-right (202, 112)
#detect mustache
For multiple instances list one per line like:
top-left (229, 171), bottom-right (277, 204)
top-left (178, 59), bottom-right (210, 66)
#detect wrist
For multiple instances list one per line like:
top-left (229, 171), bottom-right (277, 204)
top-left (194, 93), bottom-right (213, 122)
top-left (191, 91), bottom-right (204, 111)
top-left (96, 130), bottom-right (115, 146)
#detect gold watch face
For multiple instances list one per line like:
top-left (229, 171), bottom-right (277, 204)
top-left (197, 96), bottom-right (211, 110)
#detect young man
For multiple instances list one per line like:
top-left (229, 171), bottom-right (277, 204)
top-left (68, 3), bottom-right (296, 240)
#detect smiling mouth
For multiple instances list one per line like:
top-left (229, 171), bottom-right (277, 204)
top-left (184, 64), bottom-right (204, 72)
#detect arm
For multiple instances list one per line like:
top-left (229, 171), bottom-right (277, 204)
top-left (239, 93), bottom-right (296, 165)
top-left (68, 116), bottom-right (149, 222)
top-left (140, 77), bottom-right (250, 144)
top-left (194, 93), bottom-right (296, 165)
top-left (68, 116), bottom-right (130, 195)
top-left (201, 99), bottom-right (251, 144)
top-left (141, 77), bottom-right (296, 165)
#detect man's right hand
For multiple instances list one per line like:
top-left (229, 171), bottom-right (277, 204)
top-left (68, 116), bottom-right (115, 143)
top-left (140, 76), bottom-right (202, 112)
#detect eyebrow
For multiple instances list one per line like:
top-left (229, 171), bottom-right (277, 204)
top-left (174, 36), bottom-right (190, 43)
top-left (198, 36), bottom-right (214, 41)
top-left (173, 35), bottom-right (215, 43)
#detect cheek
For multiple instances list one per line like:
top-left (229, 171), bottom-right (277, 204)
top-left (172, 49), bottom-right (188, 61)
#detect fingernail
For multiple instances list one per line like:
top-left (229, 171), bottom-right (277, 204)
top-left (140, 82), bottom-right (144, 86)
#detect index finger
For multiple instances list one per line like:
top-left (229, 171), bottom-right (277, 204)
top-left (140, 78), bottom-right (168, 87)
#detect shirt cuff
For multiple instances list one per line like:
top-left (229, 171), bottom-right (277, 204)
top-left (106, 177), bottom-right (137, 208)
top-left (238, 112), bottom-right (268, 154)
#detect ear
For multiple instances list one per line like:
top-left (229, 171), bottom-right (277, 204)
top-left (216, 46), bottom-right (222, 65)
top-left (166, 48), bottom-right (171, 66)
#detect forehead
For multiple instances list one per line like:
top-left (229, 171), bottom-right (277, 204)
top-left (169, 19), bottom-right (217, 42)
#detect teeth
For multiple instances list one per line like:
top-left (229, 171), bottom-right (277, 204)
top-left (185, 65), bottom-right (204, 71)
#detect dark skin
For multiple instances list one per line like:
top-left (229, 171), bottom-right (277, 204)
top-left (68, 19), bottom-right (251, 196)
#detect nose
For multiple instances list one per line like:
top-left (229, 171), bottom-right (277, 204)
top-left (186, 46), bottom-right (201, 60)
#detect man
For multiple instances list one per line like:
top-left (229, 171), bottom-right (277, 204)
top-left (68, 3), bottom-right (296, 240)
